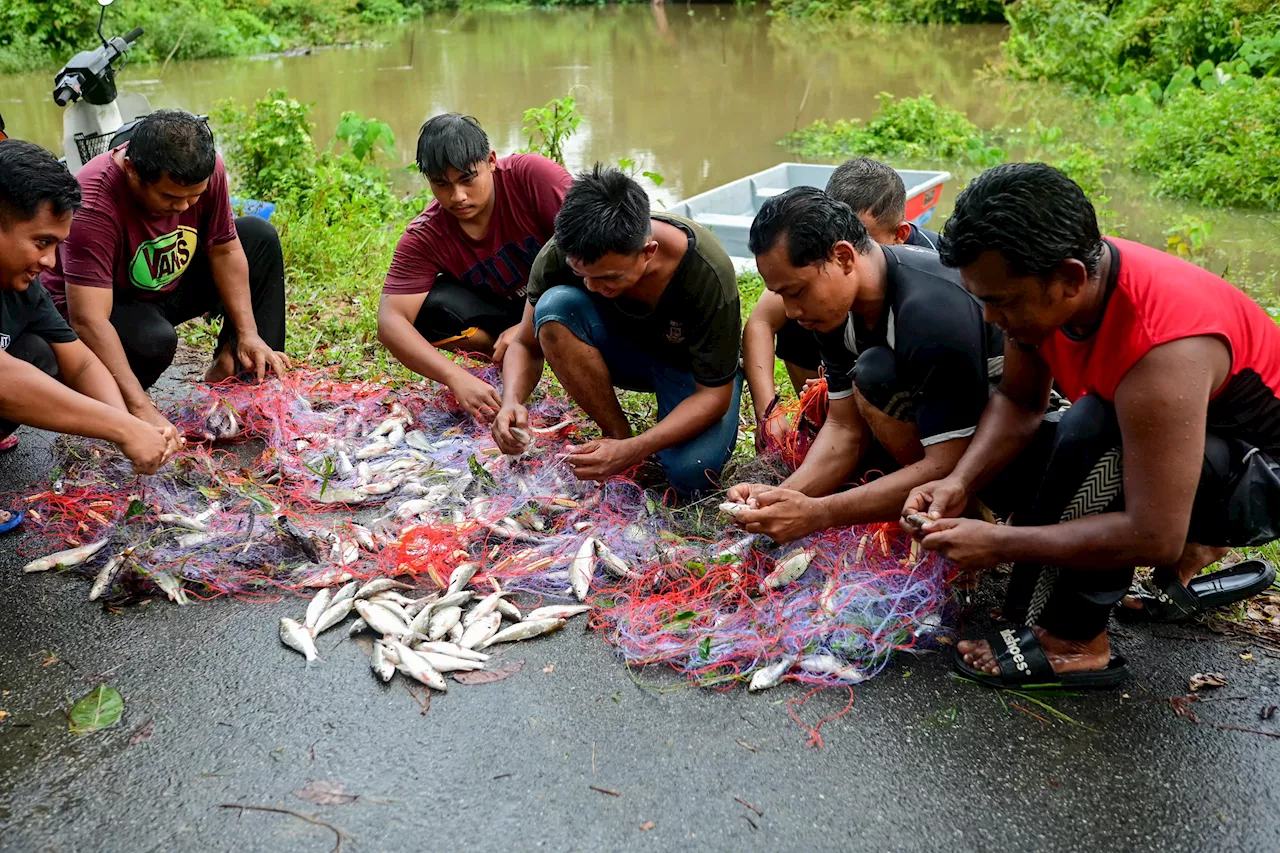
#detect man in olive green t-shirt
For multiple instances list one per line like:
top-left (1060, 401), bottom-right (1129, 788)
top-left (491, 165), bottom-right (742, 495)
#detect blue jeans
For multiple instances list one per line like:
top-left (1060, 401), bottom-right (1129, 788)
top-left (533, 285), bottom-right (742, 495)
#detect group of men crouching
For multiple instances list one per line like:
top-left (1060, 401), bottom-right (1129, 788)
top-left (3, 109), bottom-right (1279, 689)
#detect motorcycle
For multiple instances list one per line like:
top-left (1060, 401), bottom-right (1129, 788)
top-left (51, 0), bottom-right (152, 174)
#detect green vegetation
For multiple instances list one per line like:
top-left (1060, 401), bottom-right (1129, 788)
top-left (519, 94), bottom-right (582, 167)
top-left (0, 0), bottom-right (431, 74)
top-left (769, 0), bottom-right (1005, 24)
top-left (784, 96), bottom-right (1112, 212)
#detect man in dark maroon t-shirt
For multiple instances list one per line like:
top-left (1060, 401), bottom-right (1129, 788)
top-left (378, 114), bottom-right (571, 421)
top-left (42, 110), bottom-right (290, 440)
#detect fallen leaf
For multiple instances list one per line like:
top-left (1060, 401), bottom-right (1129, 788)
top-left (129, 718), bottom-right (155, 745)
top-left (453, 659), bottom-right (524, 685)
top-left (735, 739), bottom-right (758, 753)
top-left (542, 663), bottom-right (555, 674)
top-left (41, 652), bottom-right (57, 668)
top-left (1190, 672), bottom-right (1227, 691)
top-left (0, 710), bottom-right (7, 723)
top-left (1170, 694), bottom-right (1201, 723)
top-left (294, 780), bottom-right (357, 806)
top-left (1240, 653), bottom-right (1254, 662)
top-left (640, 821), bottom-right (656, 831)
top-left (68, 684), bottom-right (123, 735)
top-left (935, 636), bottom-right (954, 646)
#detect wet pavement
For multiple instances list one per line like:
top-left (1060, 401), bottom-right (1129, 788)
top-left (3, 419), bottom-right (1280, 853)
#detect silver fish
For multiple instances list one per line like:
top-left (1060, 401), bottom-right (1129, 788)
top-left (370, 641), bottom-right (396, 682)
top-left (569, 537), bottom-right (597, 601)
top-left (304, 588), bottom-right (333, 630)
top-left (24, 539), bottom-right (110, 573)
top-left (464, 590), bottom-right (507, 626)
top-left (280, 617), bottom-right (318, 662)
top-left (357, 475), bottom-right (404, 497)
top-left (718, 501), bottom-right (748, 517)
top-left (447, 622), bottom-right (465, 644)
top-left (524, 604), bottom-right (591, 621)
top-left (495, 599), bottom-right (523, 622)
top-left (414, 648), bottom-right (486, 672)
top-left (312, 597), bottom-right (355, 635)
top-left (157, 513), bottom-right (209, 532)
top-left (390, 642), bottom-right (447, 691)
top-left (404, 430), bottom-right (433, 452)
top-left (798, 654), bottom-right (866, 683)
top-left (594, 540), bottom-right (638, 580)
top-left (384, 422), bottom-right (405, 447)
top-left (413, 641), bottom-right (489, 662)
top-left (478, 617), bottom-right (566, 649)
top-left (88, 552), bottom-right (130, 601)
top-left (312, 486), bottom-right (368, 505)
top-left (762, 548), bottom-right (815, 590)
top-left (460, 612), bottom-right (502, 649)
top-left (372, 598), bottom-right (414, 626)
top-left (175, 531), bottom-right (218, 549)
top-left (336, 450), bottom-right (355, 477)
top-left (351, 524), bottom-right (378, 552)
top-left (354, 599), bottom-right (410, 637)
top-left (427, 605), bottom-right (463, 641)
top-left (446, 561), bottom-right (482, 595)
top-left (355, 440), bottom-right (395, 460)
top-left (151, 569), bottom-right (189, 605)
top-left (330, 580), bottom-right (359, 605)
top-left (202, 401), bottom-right (240, 441)
top-left (299, 566), bottom-right (355, 588)
top-left (748, 655), bottom-right (798, 692)
top-left (370, 590), bottom-right (416, 608)
top-left (331, 539), bottom-right (360, 567)
top-left (356, 578), bottom-right (414, 599)
top-left (348, 617), bottom-right (369, 637)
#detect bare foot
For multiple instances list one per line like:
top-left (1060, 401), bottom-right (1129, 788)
top-left (1120, 542), bottom-right (1231, 611)
top-left (204, 348), bottom-right (237, 384)
top-left (957, 625), bottom-right (1111, 677)
top-left (0, 510), bottom-right (10, 524)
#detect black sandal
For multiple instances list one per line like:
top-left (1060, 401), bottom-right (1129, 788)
top-left (1117, 560), bottom-right (1276, 624)
top-left (953, 625), bottom-right (1129, 690)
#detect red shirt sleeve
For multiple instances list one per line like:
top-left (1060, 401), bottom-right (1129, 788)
top-left (60, 204), bottom-right (121, 291)
top-left (382, 224), bottom-right (443, 296)
top-left (513, 154), bottom-right (572, 233)
top-left (201, 157), bottom-right (238, 249)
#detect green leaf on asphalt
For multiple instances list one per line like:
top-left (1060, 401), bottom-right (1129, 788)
top-left (468, 455), bottom-right (496, 490)
top-left (125, 499), bottom-right (147, 519)
top-left (68, 684), bottom-right (123, 735)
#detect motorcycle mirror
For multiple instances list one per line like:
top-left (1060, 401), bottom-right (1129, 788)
top-left (98, 0), bottom-right (115, 6)
top-left (95, 0), bottom-right (113, 48)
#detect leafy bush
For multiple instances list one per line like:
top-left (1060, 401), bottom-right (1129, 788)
top-left (1129, 78), bottom-right (1280, 210)
top-left (520, 95), bottom-right (582, 167)
top-left (783, 93), bottom-right (1006, 166)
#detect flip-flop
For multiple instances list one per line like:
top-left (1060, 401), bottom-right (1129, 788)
top-left (953, 625), bottom-right (1129, 690)
top-left (0, 509), bottom-right (24, 534)
top-left (1117, 560), bottom-right (1277, 624)
top-left (0, 434), bottom-right (18, 452)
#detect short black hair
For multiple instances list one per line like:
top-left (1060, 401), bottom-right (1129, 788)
top-left (748, 186), bottom-right (874, 267)
top-left (554, 164), bottom-right (651, 263)
top-left (125, 110), bottom-right (217, 186)
top-left (0, 139), bottom-right (81, 226)
top-left (416, 114), bottom-right (490, 180)
top-left (940, 163), bottom-right (1104, 278)
top-left (825, 157), bottom-right (906, 231)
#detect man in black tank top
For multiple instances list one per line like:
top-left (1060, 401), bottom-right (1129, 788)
top-left (728, 187), bottom-right (1003, 543)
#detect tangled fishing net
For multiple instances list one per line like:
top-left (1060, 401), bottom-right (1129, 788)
top-left (8, 365), bottom-right (959, 696)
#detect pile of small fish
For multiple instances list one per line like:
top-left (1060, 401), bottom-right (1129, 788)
top-left (278, 573), bottom-right (590, 693)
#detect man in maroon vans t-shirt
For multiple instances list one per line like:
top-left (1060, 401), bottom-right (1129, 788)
top-left (378, 114), bottom-right (571, 421)
top-left (42, 110), bottom-right (289, 439)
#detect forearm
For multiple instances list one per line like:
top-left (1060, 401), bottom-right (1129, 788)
top-left (627, 389), bottom-right (728, 458)
top-left (59, 349), bottom-right (128, 413)
top-left (209, 248), bottom-right (257, 337)
top-left (993, 511), bottom-right (1185, 570)
top-left (380, 315), bottom-right (479, 389)
top-left (72, 317), bottom-right (154, 413)
top-left (816, 452), bottom-right (957, 527)
top-left (499, 340), bottom-right (545, 406)
top-left (779, 418), bottom-right (868, 496)
top-left (742, 320), bottom-right (778, 420)
top-left (0, 357), bottom-right (139, 443)
top-left (949, 391), bottom-right (1043, 492)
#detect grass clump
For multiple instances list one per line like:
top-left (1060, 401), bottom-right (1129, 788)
top-left (769, 0), bottom-right (1005, 23)
top-left (783, 93), bottom-right (1006, 166)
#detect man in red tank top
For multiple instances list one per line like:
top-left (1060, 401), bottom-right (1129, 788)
top-left (903, 163), bottom-right (1279, 689)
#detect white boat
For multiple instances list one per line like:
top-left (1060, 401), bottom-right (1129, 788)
top-left (668, 162), bottom-right (951, 269)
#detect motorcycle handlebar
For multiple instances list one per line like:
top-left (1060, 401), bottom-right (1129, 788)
top-left (122, 27), bottom-right (144, 44)
top-left (53, 82), bottom-right (79, 108)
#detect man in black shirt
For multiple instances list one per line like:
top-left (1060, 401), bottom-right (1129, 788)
top-left (0, 140), bottom-right (175, 531)
top-left (745, 158), bottom-right (940, 447)
top-left (729, 187), bottom-right (1002, 542)
top-left (491, 165), bottom-right (742, 495)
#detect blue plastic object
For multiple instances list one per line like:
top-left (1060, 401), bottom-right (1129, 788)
top-left (231, 197), bottom-right (275, 221)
